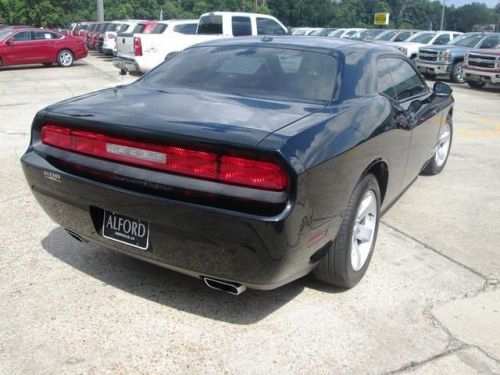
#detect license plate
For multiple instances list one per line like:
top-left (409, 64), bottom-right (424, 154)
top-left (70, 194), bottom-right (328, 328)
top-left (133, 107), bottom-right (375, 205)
top-left (102, 210), bottom-right (149, 250)
top-left (468, 74), bottom-right (480, 81)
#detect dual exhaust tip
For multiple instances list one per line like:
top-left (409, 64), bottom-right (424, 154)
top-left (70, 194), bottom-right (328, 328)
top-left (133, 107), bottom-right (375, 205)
top-left (202, 277), bottom-right (247, 295)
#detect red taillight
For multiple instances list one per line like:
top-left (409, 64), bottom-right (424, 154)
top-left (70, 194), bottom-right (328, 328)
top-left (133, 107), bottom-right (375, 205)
top-left (133, 37), bottom-right (142, 56)
top-left (40, 125), bottom-right (288, 191)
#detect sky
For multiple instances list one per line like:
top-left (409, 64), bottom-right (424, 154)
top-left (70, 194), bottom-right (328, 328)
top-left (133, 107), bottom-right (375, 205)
top-left (446, 0), bottom-right (497, 7)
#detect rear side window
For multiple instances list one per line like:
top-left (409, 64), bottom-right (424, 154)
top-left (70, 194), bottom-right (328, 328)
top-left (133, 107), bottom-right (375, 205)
top-left (257, 17), bottom-right (286, 35)
top-left (142, 46), bottom-right (336, 103)
top-left (198, 15), bottom-right (223, 34)
top-left (479, 35), bottom-right (500, 49)
top-left (385, 58), bottom-right (427, 100)
top-left (173, 23), bottom-right (197, 35)
top-left (151, 24), bottom-right (168, 34)
top-left (132, 24), bottom-right (146, 34)
top-left (33, 31), bottom-right (61, 40)
top-left (377, 58), bottom-right (397, 99)
top-left (11, 31), bottom-right (31, 41)
top-left (232, 16), bottom-right (252, 36)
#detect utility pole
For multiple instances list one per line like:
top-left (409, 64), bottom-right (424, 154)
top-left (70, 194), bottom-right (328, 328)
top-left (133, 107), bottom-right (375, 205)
top-left (97, 0), bottom-right (104, 22)
top-left (440, 0), bottom-right (445, 31)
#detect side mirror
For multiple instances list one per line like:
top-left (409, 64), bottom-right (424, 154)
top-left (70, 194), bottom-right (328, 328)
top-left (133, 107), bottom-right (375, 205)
top-left (433, 81), bottom-right (452, 97)
top-left (6, 39), bottom-right (14, 46)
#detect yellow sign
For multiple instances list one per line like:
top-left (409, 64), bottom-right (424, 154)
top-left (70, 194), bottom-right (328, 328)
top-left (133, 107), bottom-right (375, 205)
top-left (374, 12), bottom-right (390, 25)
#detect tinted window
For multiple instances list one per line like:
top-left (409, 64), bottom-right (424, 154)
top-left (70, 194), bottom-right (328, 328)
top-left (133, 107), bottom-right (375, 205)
top-left (198, 15), bottom-right (223, 34)
top-left (151, 24), bottom-right (168, 34)
top-left (374, 30), bottom-right (397, 41)
top-left (386, 58), bottom-right (427, 100)
top-left (142, 46), bottom-right (336, 103)
top-left (452, 34), bottom-right (481, 47)
top-left (33, 31), bottom-right (49, 40)
top-left (479, 35), bottom-right (500, 49)
top-left (132, 24), bottom-right (146, 34)
top-left (257, 18), bottom-right (286, 35)
top-left (394, 32), bottom-right (412, 42)
top-left (50, 32), bottom-right (62, 39)
top-left (408, 33), bottom-right (435, 43)
top-left (232, 16), bottom-right (252, 36)
top-left (377, 58), bottom-right (397, 99)
top-left (433, 34), bottom-right (450, 45)
top-left (12, 31), bottom-right (31, 41)
top-left (173, 23), bottom-right (197, 35)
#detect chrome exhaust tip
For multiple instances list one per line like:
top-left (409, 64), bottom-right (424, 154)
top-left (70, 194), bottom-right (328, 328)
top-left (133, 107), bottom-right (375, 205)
top-left (202, 277), bottom-right (247, 295)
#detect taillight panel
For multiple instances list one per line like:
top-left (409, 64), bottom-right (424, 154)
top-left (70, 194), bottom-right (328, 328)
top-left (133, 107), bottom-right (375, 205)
top-left (133, 37), bottom-right (142, 56)
top-left (40, 125), bottom-right (288, 191)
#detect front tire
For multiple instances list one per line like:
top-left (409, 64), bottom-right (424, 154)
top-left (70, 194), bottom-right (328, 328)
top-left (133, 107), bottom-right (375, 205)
top-left (467, 81), bottom-right (485, 89)
top-left (314, 174), bottom-right (381, 289)
top-left (57, 49), bottom-right (74, 67)
top-left (421, 116), bottom-right (453, 175)
top-left (451, 62), bottom-right (465, 83)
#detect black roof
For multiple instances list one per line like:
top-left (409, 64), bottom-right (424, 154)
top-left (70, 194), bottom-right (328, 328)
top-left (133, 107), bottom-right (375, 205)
top-left (195, 35), bottom-right (399, 55)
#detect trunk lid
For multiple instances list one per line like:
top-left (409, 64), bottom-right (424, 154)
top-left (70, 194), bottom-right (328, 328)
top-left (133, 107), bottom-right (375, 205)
top-left (42, 84), bottom-right (323, 149)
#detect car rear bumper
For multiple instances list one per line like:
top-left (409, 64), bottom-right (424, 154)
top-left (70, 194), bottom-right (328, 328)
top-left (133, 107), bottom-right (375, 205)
top-left (415, 60), bottom-right (452, 75)
top-left (113, 57), bottom-right (140, 73)
top-left (21, 150), bottom-right (337, 290)
top-left (463, 67), bottom-right (500, 85)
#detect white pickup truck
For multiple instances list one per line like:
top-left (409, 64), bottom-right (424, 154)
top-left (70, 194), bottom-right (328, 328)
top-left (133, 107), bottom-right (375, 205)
top-left (113, 12), bottom-right (287, 75)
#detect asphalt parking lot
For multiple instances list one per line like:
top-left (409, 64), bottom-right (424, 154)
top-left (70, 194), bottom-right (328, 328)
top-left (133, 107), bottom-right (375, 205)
top-left (1, 53), bottom-right (499, 374)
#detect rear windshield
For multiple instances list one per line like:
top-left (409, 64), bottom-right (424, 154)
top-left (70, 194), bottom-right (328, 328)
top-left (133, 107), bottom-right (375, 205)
top-left (141, 46), bottom-right (336, 103)
top-left (198, 15), bottom-right (223, 34)
top-left (151, 24), bottom-right (168, 34)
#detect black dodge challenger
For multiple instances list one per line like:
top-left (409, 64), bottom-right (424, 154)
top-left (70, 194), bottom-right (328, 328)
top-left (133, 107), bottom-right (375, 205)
top-left (21, 37), bottom-right (453, 294)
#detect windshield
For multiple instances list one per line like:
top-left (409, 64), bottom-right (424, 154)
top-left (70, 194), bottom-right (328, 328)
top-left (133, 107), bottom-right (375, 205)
top-left (374, 30), bottom-right (397, 41)
top-left (451, 34), bottom-right (482, 47)
top-left (408, 32), bottom-right (436, 43)
top-left (0, 28), bottom-right (13, 41)
top-left (141, 46), bottom-right (336, 103)
top-left (329, 29), bottom-right (345, 37)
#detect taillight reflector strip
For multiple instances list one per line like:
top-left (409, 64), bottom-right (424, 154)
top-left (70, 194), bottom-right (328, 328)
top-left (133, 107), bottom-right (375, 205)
top-left (40, 125), bottom-right (287, 191)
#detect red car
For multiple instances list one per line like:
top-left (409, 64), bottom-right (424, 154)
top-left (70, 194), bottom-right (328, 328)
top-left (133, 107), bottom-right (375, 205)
top-left (0, 27), bottom-right (87, 68)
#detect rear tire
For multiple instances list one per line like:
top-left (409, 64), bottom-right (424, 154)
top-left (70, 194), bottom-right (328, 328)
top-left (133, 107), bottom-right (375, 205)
top-left (451, 62), bottom-right (465, 83)
top-left (467, 81), bottom-right (485, 89)
top-left (421, 116), bottom-right (453, 176)
top-left (57, 49), bottom-right (74, 67)
top-left (314, 174), bottom-right (380, 289)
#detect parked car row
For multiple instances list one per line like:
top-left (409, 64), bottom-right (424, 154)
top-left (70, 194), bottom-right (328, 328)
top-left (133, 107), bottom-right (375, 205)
top-left (0, 26), bottom-right (87, 68)
top-left (415, 32), bottom-right (500, 86)
top-left (77, 12), bottom-right (288, 75)
top-left (293, 26), bottom-right (500, 89)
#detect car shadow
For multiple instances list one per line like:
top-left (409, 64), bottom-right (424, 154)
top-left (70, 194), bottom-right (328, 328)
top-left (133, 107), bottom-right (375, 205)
top-left (41, 227), bottom-right (344, 324)
top-left (0, 61), bottom-right (89, 71)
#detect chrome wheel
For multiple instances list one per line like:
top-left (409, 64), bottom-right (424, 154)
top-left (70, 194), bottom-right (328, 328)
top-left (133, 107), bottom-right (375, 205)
top-left (435, 122), bottom-right (451, 167)
top-left (454, 64), bottom-right (464, 83)
top-left (351, 190), bottom-right (378, 271)
top-left (58, 51), bottom-right (73, 67)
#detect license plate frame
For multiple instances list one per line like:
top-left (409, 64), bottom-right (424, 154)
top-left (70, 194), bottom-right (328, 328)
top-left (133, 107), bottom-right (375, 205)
top-left (102, 210), bottom-right (149, 250)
